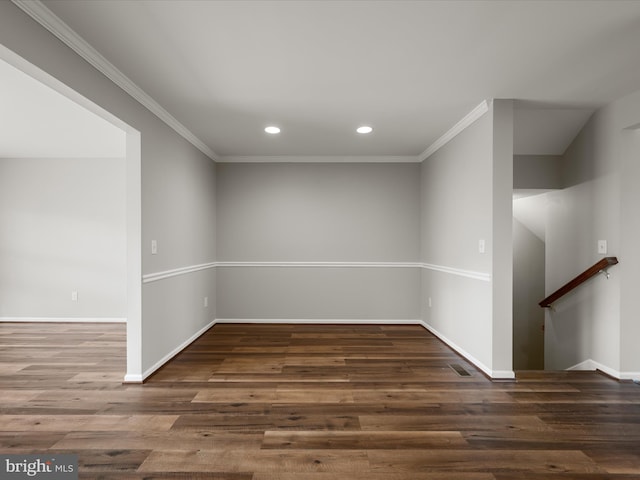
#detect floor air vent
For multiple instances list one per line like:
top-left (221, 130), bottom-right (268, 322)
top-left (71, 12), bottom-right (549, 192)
top-left (449, 363), bottom-right (472, 377)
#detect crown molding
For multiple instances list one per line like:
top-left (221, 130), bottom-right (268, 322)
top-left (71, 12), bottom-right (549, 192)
top-left (419, 100), bottom-right (490, 161)
top-left (11, 0), bottom-right (218, 161)
top-left (217, 155), bottom-right (420, 163)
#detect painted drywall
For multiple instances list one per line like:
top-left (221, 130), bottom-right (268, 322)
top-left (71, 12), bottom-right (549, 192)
top-left (141, 131), bottom-right (217, 370)
top-left (217, 163), bottom-right (420, 262)
top-left (216, 162), bottom-right (421, 319)
top-left (217, 266), bottom-right (419, 320)
top-left (420, 107), bottom-right (494, 371)
top-left (545, 87), bottom-right (640, 377)
top-left (513, 155), bottom-right (562, 190)
top-left (0, 157), bottom-right (126, 319)
top-left (620, 126), bottom-right (640, 375)
top-left (420, 100), bottom-right (514, 377)
top-left (0, 2), bottom-right (217, 379)
top-left (512, 217), bottom-right (545, 370)
top-left (491, 100), bottom-right (514, 375)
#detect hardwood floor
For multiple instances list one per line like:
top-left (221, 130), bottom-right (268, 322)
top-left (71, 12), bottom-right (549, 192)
top-left (1, 322), bottom-right (640, 479)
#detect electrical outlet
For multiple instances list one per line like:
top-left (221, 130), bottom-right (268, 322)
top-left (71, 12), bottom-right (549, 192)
top-left (204, 296), bottom-right (208, 308)
top-left (428, 297), bottom-right (432, 308)
top-left (151, 240), bottom-right (158, 255)
top-left (71, 291), bottom-right (78, 302)
top-left (478, 239), bottom-right (486, 254)
top-left (597, 240), bottom-right (607, 254)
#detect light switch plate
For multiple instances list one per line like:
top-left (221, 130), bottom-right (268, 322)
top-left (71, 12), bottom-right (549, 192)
top-left (597, 240), bottom-right (607, 254)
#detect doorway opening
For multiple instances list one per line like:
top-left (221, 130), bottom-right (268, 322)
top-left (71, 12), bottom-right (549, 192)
top-left (0, 45), bottom-right (141, 382)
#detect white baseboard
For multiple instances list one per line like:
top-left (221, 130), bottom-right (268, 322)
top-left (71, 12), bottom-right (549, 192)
top-left (621, 372), bottom-right (640, 381)
top-left (0, 317), bottom-right (126, 323)
top-left (123, 373), bottom-right (143, 383)
top-left (567, 359), bottom-right (597, 371)
top-left (139, 319), bottom-right (217, 382)
top-left (567, 358), bottom-right (640, 381)
top-left (418, 320), bottom-right (515, 380)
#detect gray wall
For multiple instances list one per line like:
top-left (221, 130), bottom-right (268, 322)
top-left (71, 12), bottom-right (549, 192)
top-left (513, 155), bottom-right (562, 190)
top-left (620, 127), bottom-right (640, 375)
top-left (420, 104), bottom-right (493, 374)
top-left (141, 132), bottom-right (217, 371)
top-left (512, 217), bottom-right (545, 370)
top-left (216, 162), bottom-right (421, 320)
top-left (545, 87), bottom-right (640, 377)
top-left (0, 2), bottom-right (217, 379)
top-left (0, 157), bottom-right (126, 319)
top-left (421, 100), bottom-right (514, 377)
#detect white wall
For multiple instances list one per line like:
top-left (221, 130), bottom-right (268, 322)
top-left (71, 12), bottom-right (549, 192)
top-left (0, 157), bottom-right (126, 320)
top-left (0, 2), bottom-right (217, 380)
top-left (216, 162), bottom-right (421, 320)
top-left (545, 88), bottom-right (640, 378)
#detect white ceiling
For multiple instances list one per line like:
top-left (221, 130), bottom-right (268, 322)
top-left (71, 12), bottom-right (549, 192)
top-left (0, 57), bottom-right (126, 159)
top-left (33, 0), bottom-right (640, 159)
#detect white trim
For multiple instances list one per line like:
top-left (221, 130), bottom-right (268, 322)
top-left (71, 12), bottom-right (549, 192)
top-left (591, 360), bottom-right (620, 379)
top-left (125, 129), bottom-right (143, 388)
top-left (419, 320), bottom-right (515, 379)
top-left (621, 372), bottom-right (640, 381)
top-left (567, 359), bottom-right (597, 371)
top-left (218, 155), bottom-right (420, 163)
top-left (216, 261), bottom-right (420, 269)
top-left (419, 100), bottom-right (490, 161)
top-left (123, 373), bottom-right (143, 383)
top-left (137, 319), bottom-right (217, 382)
top-left (143, 261), bottom-right (216, 283)
top-left (142, 261), bottom-right (490, 283)
top-left (11, 0), bottom-right (217, 162)
top-left (420, 263), bottom-right (491, 282)
top-left (567, 358), bottom-right (639, 381)
top-left (215, 318), bottom-right (422, 325)
top-left (0, 317), bottom-right (126, 323)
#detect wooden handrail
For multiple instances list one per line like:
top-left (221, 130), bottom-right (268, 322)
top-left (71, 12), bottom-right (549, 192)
top-left (539, 257), bottom-right (618, 308)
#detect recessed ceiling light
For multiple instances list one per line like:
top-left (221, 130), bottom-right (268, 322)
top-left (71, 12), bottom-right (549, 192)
top-left (265, 126), bottom-right (281, 134)
top-left (356, 126), bottom-right (373, 134)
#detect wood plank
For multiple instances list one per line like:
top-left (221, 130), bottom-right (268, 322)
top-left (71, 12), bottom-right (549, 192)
top-left (261, 430), bottom-right (468, 449)
top-left (359, 415), bottom-right (553, 432)
top-left (252, 474), bottom-right (496, 480)
top-left (2, 322), bottom-right (639, 479)
top-left (137, 449), bottom-right (370, 474)
top-left (367, 450), bottom-right (604, 474)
